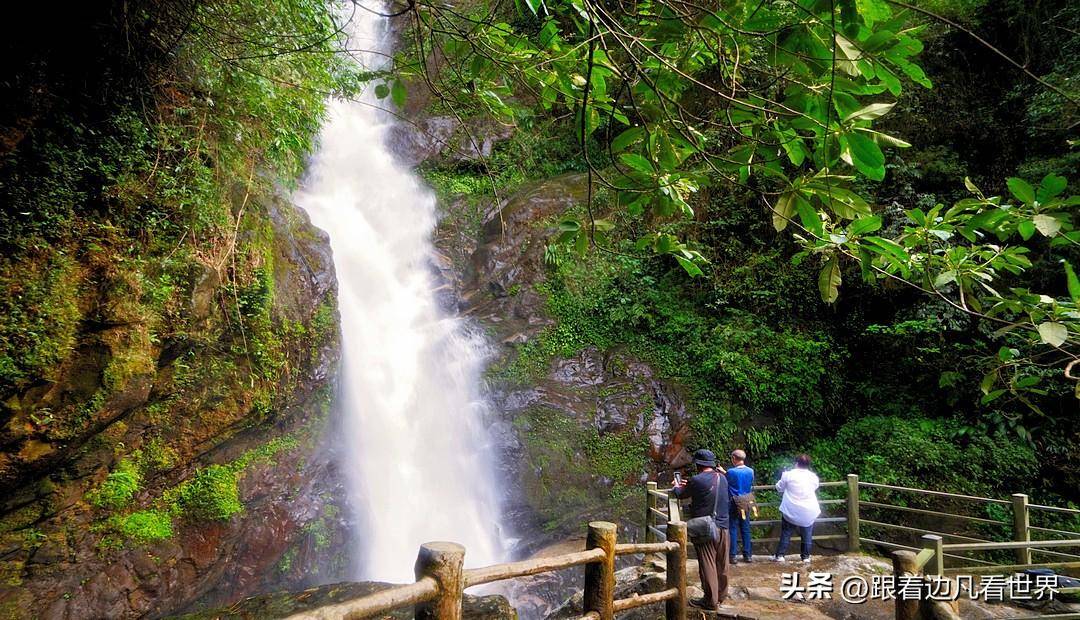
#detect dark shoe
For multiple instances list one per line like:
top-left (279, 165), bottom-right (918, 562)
top-left (729, 556), bottom-right (738, 565)
top-left (689, 597), bottom-right (718, 611)
top-left (743, 555), bottom-right (752, 563)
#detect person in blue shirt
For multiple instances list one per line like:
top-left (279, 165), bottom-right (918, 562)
top-left (726, 449), bottom-right (755, 563)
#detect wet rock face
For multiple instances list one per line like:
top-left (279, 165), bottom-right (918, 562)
top-left (387, 115), bottom-right (515, 168)
top-left (435, 174), bottom-right (694, 551)
top-left (0, 190), bottom-right (347, 620)
top-left (490, 346), bottom-right (692, 551)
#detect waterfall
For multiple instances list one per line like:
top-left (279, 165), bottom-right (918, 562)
top-left (294, 4), bottom-right (505, 582)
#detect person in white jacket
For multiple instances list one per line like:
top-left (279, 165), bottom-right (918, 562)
top-left (772, 454), bottom-right (820, 563)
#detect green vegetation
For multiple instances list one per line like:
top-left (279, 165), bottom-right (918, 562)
top-left (90, 434), bottom-right (299, 548)
top-left (0, 254), bottom-right (81, 388)
top-left (172, 465), bottom-right (243, 522)
top-left (808, 416), bottom-right (1037, 497)
top-left (88, 459), bottom-right (142, 510)
top-left (0, 0), bottom-right (348, 580)
top-left (414, 0), bottom-right (1078, 505)
top-left (114, 510), bottom-right (174, 544)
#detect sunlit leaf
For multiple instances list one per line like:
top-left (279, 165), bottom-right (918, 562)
top-left (773, 192), bottom-right (795, 232)
top-left (818, 255), bottom-right (842, 304)
top-left (1037, 321), bottom-right (1067, 347)
top-left (846, 132), bottom-right (885, 181)
top-left (611, 126), bottom-right (644, 152)
top-left (1006, 177), bottom-right (1036, 204)
top-left (674, 255), bottom-right (703, 277)
top-left (1033, 214), bottom-right (1061, 237)
top-left (843, 102), bottom-right (896, 123)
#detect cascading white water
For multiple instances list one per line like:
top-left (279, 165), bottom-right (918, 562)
top-left (295, 4), bottom-right (505, 582)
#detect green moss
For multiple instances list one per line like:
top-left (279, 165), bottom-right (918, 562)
top-left (115, 510), bottom-right (173, 544)
top-left (101, 331), bottom-right (155, 392)
top-left (172, 464), bottom-right (242, 521)
top-left (90, 433), bottom-right (300, 548)
top-left (88, 458), bottom-right (141, 510)
top-left (303, 515), bottom-right (332, 551)
top-left (276, 548), bottom-right (298, 574)
top-left (135, 438), bottom-right (179, 473)
top-left (166, 434), bottom-right (299, 522)
top-left (0, 253), bottom-right (81, 389)
top-left (310, 297), bottom-right (338, 356)
top-left (583, 429), bottom-right (648, 487)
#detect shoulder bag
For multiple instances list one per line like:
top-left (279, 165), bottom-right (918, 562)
top-left (685, 473), bottom-right (721, 545)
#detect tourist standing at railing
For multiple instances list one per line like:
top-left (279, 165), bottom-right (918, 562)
top-left (673, 449), bottom-right (731, 611)
top-left (727, 449), bottom-right (754, 564)
top-left (772, 453), bottom-right (820, 564)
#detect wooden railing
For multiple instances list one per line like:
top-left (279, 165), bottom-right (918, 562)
top-left (285, 519), bottom-right (688, 620)
top-left (644, 478), bottom-right (851, 549)
top-left (648, 475), bottom-right (1080, 620)
top-left (288, 474), bottom-right (1078, 620)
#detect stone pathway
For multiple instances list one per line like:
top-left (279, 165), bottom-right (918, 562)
top-left (676, 553), bottom-right (1074, 620)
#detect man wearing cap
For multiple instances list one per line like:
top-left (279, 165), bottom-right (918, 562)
top-left (673, 449), bottom-right (730, 610)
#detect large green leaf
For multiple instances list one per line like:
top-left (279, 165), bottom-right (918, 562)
top-left (391, 80), bottom-right (407, 108)
top-left (611, 126), bottom-right (644, 152)
top-left (1064, 262), bottom-right (1080, 303)
top-left (1037, 174), bottom-right (1067, 202)
top-left (773, 192), bottom-right (795, 232)
top-left (675, 255), bottom-right (704, 277)
top-left (849, 215), bottom-right (882, 236)
top-left (1006, 177), bottom-right (1036, 204)
top-left (818, 255), bottom-right (842, 303)
top-left (794, 193), bottom-right (823, 238)
top-left (843, 102), bottom-right (896, 123)
top-left (846, 132), bottom-right (886, 181)
top-left (855, 0), bottom-right (892, 26)
top-left (618, 153), bottom-right (654, 175)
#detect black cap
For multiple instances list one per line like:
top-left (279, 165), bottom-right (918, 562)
top-left (692, 449), bottom-right (717, 467)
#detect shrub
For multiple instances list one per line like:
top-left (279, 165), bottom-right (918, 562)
top-left (800, 415), bottom-right (1037, 498)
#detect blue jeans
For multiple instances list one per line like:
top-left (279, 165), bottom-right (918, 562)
top-left (775, 516), bottom-right (813, 559)
top-left (729, 506), bottom-right (752, 559)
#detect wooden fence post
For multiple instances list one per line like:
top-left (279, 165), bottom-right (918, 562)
top-left (847, 474), bottom-right (860, 552)
top-left (645, 482), bottom-right (657, 546)
top-left (921, 534), bottom-right (943, 578)
top-left (584, 521), bottom-right (617, 620)
top-left (1012, 493), bottom-right (1031, 565)
top-left (665, 521), bottom-right (687, 620)
top-left (891, 550), bottom-right (921, 620)
top-left (415, 542), bottom-right (465, 620)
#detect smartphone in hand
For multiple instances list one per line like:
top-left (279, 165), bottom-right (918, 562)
top-left (673, 472), bottom-right (683, 486)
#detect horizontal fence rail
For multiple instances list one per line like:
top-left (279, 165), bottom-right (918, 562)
top-left (288, 475), bottom-right (1079, 620)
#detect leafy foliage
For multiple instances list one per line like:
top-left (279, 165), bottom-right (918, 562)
top-left (397, 0), bottom-right (1078, 405)
top-left (806, 415), bottom-right (1037, 496)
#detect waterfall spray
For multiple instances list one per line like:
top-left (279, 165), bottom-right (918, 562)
top-left (294, 3), bottom-right (505, 582)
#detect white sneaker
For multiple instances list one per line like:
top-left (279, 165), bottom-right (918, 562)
top-left (773, 555), bottom-right (786, 563)
top-left (801, 557), bottom-right (811, 564)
